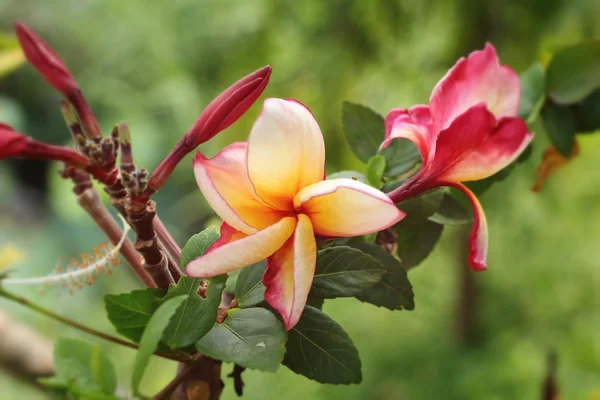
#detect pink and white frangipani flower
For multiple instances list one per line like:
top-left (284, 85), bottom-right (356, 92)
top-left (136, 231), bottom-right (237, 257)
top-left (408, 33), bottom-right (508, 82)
top-left (385, 44), bottom-right (534, 271)
top-left (187, 98), bottom-right (404, 330)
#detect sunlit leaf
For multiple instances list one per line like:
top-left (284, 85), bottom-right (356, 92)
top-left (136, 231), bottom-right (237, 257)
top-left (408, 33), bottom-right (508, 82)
top-left (180, 226), bottom-right (220, 269)
top-left (326, 170), bottom-right (368, 184)
top-left (196, 308), bottom-right (287, 372)
top-left (366, 154), bottom-right (386, 188)
top-left (283, 306), bottom-right (362, 384)
top-left (0, 33), bottom-right (25, 78)
top-left (132, 295), bottom-right (186, 394)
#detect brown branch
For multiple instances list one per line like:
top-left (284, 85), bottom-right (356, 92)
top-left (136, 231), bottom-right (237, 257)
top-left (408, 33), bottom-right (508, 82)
top-left (154, 215), bottom-right (182, 263)
top-left (227, 365), bottom-right (246, 397)
top-left (152, 355), bottom-right (205, 400)
top-left (171, 357), bottom-right (223, 400)
top-left (76, 188), bottom-right (156, 287)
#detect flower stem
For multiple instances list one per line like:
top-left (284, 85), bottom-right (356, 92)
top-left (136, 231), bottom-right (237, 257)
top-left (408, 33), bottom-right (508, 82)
top-left (0, 286), bottom-right (184, 363)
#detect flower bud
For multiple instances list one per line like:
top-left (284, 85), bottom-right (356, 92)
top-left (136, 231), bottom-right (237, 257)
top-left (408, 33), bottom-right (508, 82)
top-left (15, 23), bottom-right (102, 139)
top-left (0, 124), bottom-right (90, 167)
top-left (147, 65), bottom-right (272, 192)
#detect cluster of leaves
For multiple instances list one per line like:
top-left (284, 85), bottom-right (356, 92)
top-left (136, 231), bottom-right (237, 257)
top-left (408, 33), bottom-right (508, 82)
top-left (520, 40), bottom-right (600, 156)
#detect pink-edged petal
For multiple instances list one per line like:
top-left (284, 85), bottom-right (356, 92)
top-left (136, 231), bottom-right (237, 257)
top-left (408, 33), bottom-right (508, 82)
top-left (430, 43), bottom-right (520, 132)
top-left (185, 217), bottom-right (297, 278)
top-left (294, 178), bottom-right (405, 237)
top-left (263, 214), bottom-right (316, 330)
top-left (439, 116), bottom-right (534, 182)
top-left (194, 142), bottom-right (287, 235)
top-left (442, 182), bottom-right (488, 271)
top-left (381, 106), bottom-right (436, 165)
top-left (247, 98), bottom-right (325, 210)
top-left (424, 104), bottom-right (497, 178)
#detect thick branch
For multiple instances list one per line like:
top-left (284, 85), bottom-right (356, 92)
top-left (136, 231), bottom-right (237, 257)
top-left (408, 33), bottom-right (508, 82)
top-left (77, 188), bottom-right (156, 287)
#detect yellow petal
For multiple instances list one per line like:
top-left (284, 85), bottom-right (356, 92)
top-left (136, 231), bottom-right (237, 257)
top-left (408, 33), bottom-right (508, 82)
top-left (295, 178), bottom-right (405, 237)
top-left (185, 217), bottom-right (297, 278)
top-left (194, 142), bottom-right (288, 235)
top-left (247, 98), bottom-right (325, 210)
top-left (264, 214), bottom-right (316, 330)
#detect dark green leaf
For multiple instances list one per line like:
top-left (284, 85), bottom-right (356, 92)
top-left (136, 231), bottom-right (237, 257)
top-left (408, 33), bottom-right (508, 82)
top-left (546, 40), bottom-right (600, 105)
top-left (394, 217), bottom-right (444, 269)
top-left (235, 261), bottom-right (267, 308)
top-left (180, 226), bottom-right (221, 269)
top-left (542, 103), bottom-right (576, 156)
top-left (397, 188), bottom-right (444, 218)
top-left (428, 193), bottom-right (472, 225)
top-left (311, 246), bottom-right (386, 298)
top-left (378, 137), bottom-right (421, 177)
top-left (132, 295), bottom-right (187, 394)
top-left (518, 62), bottom-right (546, 122)
top-left (326, 170), bottom-right (368, 184)
top-left (104, 288), bottom-right (163, 343)
top-left (283, 306), bottom-right (362, 384)
top-left (306, 296), bottom-right (325, 310)
top-left (53, 338), bottom-right (117, 397)
top-left (572, 88), bottom-right (600, 133)
top-left (196, 308), bottom-right (287, 372)
top-left (366, 155), bottom-right (386, 188)
top-left (161, 275), bottom-right (227, 348)
top-left (351, 241), bottom-right (414, 310)
top-left (341, 101), bottom-right (385, 163)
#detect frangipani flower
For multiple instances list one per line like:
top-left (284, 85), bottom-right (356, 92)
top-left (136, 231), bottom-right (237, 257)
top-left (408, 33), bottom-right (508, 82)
top-left (187, 98), bottom-right (404, 329)
top-left (385, 44), bottom-right (534, 271)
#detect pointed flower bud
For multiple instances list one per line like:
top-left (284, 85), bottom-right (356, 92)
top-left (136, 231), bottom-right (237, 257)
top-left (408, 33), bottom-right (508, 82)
top-left (147, 65), bottom-right (272, 192)
top-left (0, 124), bottom-right (90, 167)
top-left (15, 23), bottom-right (102, 139)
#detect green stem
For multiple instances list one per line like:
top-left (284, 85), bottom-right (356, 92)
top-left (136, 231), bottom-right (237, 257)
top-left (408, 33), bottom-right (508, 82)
top-left (0, 286), bottom-right (186, 363)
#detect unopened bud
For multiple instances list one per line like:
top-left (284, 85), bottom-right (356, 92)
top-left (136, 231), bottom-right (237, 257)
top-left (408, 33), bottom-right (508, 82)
top-left (147, 65), bottom-right (272, 191)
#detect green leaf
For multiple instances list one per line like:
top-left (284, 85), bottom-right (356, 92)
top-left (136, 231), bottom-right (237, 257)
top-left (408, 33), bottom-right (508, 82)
top-left (311, 246), bottom-right (386, 298)
top-left (53, 338), bottom-right (117, 397)
top-left (38, 376), bottom-right (68, 391)
top-left (161, 275), bottom-right (227, 348)
top-left (518, 62), bottom-right (546, 122)
top-left (235, 260), bottom-right (267, 308)
top-left (326, 170), bottom-right (368, 184)
top-left (542, 103), bottom-right (576, 157)
top-left (394, 217), bottom-right (444, 269)
top-left (0, 33), bottom-right (25, 78)
top-left (365, 155), bottom-right (386, 188)
top-left (397, 188), bottom-right (444, 218)
top-left (341, 101), bottom-right (385, 163)
top-left (90, 343), bottom-right (117, 395)
top-left (283, 306), bottom-right (362, 384)
top-left (306, 296), bottom-right (325, 310)
top-left (428, 193), bottom-right (472, 225)
top-left (104, 288), bottom-right (163, 343)
top-left (572, 88), bottom-right (600, 133)
top-left (546, 40), bottom-right (600, 105)
top-left (378, 137), bottom-right (421, 177)
top-left (351, 241), bottom-right (414, 310)
top-left (180, 226), bottom-right (221, 269)
top-left (132, 295), bottom-right (187, 394)
top-left (196, 308), bottom-right (287, 372)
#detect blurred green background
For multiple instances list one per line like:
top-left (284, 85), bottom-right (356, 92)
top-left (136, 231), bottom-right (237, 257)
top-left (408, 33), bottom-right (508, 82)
top-left (0, 0), bottom-right (599, 399)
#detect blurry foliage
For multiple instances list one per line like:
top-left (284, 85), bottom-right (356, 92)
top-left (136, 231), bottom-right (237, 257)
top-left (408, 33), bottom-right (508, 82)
top-left (0, 0), bottom-right (599, 399)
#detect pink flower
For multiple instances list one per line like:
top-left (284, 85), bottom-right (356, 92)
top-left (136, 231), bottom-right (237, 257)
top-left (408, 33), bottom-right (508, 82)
top-left (186, 98), bottom-right (404, 329)
top-left (385, 44), bottom-right (534, 271)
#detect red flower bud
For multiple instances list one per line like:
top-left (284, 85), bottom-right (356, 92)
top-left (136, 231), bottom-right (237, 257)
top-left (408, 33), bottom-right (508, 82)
top-left (0, 124), bottom-right (90, 168)
top-left (147, 65), bottom-right (272, 192)
top-left (15, 23), bottom-right (102, 139)
top-left (14, 23), bottom-right (77, 96)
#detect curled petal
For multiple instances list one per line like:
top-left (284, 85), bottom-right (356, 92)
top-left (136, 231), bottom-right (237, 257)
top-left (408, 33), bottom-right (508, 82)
top-left (185, 218), bottom-right (297, 278)
top-left (439, 116), bottom-right (534, 182)
top-left (193, 143), bottom-right (288, 235)
top-left (430, 43), bottom-right (520, 131)
top-left (247, 98), bottom-right (325, 210)
top-left (442, 182), bottom-right (488, 271)
top-left (381, 106), bottom-right (435, 165)
top-left (294, 178), bottom-right (405, 237)
top-left (264, 214), bottom-right (316, 330)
